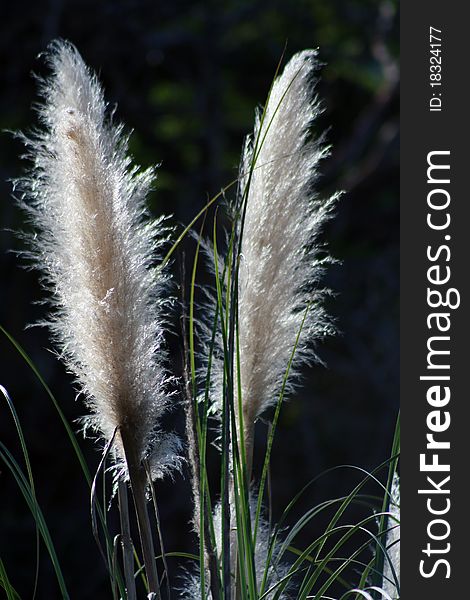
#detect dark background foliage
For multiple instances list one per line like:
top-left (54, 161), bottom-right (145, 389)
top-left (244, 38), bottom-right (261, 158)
top-left (0, 0), bottom-right (399, 597)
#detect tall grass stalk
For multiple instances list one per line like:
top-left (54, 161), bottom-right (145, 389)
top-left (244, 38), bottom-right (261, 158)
top-left (193, 49), bottom-right (340, 599)
top-left (15, 40), bottom-right (183, 597)
top-left (229, 50), bottom-right (338, 484)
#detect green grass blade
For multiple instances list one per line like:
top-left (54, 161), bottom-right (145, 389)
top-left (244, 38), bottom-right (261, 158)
top-left (0, 558), bottom-right (21, 600)
top-left (213, 213), bottom-right (233, 600)
top-left (1, 385), bottom-right (41, 598)
top-left (0, 325), bottom-right (92, 485)
top-left (295, 515), bottom-right (390, 600)
top-left (161, 180), bottom-right (238, 269)
top-left (267, 462), bottom-right (396, 599)
top-left (0, 441), bottom-right (70, 598)
top-left (0, 326), bottom-right (127, 598)
top-left (368, 415), bottom-right (400, 597)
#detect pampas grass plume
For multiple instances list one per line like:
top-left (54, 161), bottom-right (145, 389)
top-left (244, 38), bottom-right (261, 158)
top-left (181, 493), bottom-right (291, 600)
top-left (228, 50), bottom-right (340, 471)
top-left (17, 40), bottom-right (179, 480)
top-left (383, 472), bottom-right (400, 600)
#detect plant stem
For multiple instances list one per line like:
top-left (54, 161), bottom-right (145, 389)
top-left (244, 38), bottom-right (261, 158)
top-left (232, 414), bottom-right (256, 600)
top-left (180, 252), bottom-right (222, 600)
top-left (122, 432), bottom-right (161, 599)
top-left (118, 479), bottom-right (137, 600)
top-left (241, 417), bottom-right (255, 487)
top-left (184, 383), bottom-right (221, 600)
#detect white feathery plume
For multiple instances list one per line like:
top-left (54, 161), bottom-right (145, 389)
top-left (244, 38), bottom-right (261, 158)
top-left (16, 40), bottom-right (180, 480)
top-left (209, 50), bottom-right (339, 473)
top-left (191, 51), bottom-right (339, 596)
top-left (237, 49), bottom-right (338, 430)
top-left (180, 493), bottom-right (291, 600)
top-left (382, 472), bottom-right (400, 600)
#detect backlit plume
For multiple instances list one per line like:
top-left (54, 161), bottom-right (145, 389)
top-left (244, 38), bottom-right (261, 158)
top-left (17, 41), bottom-right (180, 479)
